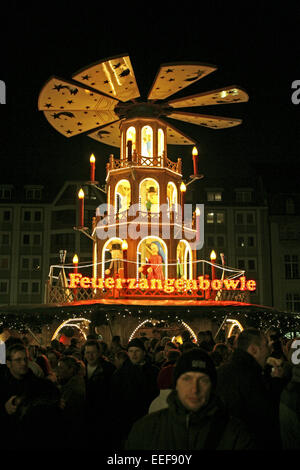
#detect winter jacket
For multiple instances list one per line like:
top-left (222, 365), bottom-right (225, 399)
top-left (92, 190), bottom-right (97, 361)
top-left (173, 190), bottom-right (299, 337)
top-left (84, 357), bottom-right (116, 412)
top-left (126, 390), bottom-right (255, 450)
top-left (110, 357), bottom-right (159, 445)
top-left (280, 364), bottom-right (300, 449)
top-left (216, 348), bottom-right (282, 449)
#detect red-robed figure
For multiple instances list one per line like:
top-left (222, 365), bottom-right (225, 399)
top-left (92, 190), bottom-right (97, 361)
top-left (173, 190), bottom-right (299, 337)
top-left (139, 242), bottom-right (165, 281)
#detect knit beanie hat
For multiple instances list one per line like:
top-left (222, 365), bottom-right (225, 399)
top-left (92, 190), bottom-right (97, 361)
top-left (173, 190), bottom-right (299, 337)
top-left (127, 337), bottom-right (146, 352)
top-left (173, 348), bottom-right (217, 388)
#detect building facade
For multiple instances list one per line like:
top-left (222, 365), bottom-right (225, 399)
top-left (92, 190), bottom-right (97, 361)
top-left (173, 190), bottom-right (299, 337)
top-left (0, 182), bottom-right (104, 305)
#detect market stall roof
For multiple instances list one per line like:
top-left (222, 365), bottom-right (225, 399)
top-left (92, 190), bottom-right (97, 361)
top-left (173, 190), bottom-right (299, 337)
top-left (1, 300), bottom-right (299, 335)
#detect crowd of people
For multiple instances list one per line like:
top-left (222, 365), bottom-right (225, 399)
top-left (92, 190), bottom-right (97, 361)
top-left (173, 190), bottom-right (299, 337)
top-left (0, 325), bottom-right (299, 451)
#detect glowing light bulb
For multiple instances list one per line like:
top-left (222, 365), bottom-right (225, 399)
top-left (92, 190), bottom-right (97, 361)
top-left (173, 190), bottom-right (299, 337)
top-left (180, 182), bottom-right (186, 192)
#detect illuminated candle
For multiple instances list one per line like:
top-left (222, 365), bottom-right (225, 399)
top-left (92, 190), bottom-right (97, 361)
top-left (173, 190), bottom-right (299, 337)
top-left (192, 146), bottom-right (199, 176)
top-left (122, 239), bottom-right (128, 278)
top-left (210, 250), bottom-right (217, 281)
top-left (73, 254), bottom-right (79, 274)
top-left (90, 154), bottom-right (96, 182)
top-left (78, 188), bottom-right (84, 227)
top-left (180, 182), bottom-right (186, 224)
top-left (72, 254), bottom-right (78, 301)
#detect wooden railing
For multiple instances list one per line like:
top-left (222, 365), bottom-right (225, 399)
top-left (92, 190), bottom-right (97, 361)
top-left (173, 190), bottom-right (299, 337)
top-left (45, 282), bottom-right (250, 305)
top-left (106, 152), bottom-right (182, 175)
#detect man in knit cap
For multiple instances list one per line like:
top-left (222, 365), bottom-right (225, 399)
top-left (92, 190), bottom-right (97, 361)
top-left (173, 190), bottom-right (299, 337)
top-left (126, 348), bottom-right (254, 450)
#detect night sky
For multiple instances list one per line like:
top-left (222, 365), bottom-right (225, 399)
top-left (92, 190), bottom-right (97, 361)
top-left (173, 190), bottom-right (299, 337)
top-left (1, 3), bottom-right (300, 196)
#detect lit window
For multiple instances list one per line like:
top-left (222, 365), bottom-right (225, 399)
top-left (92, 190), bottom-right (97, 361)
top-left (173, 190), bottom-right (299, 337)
top-left (115, 180), bottom-right (131, 213)
top-left (141, 126), bottom-right (153, 158)
top-left (158, 128), bottom-right (164, 157)
top-left (126, 126), bottom-right (136, 157)
top-left (206, 212), bottom-right (214, 224)
top-left (216, 212), bottom-right (225, 224)
top-left (207, 191), bottom-right (222, 202)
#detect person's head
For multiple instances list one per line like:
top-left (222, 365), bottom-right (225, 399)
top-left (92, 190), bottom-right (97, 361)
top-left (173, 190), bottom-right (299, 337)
top-left (83, 340), bottom-right (102, 366)
top-left (164, 342), bottom-right (177, 357)
top-left (57, 355), bottom-right (80, 385)
top-left (111, 243), bottom-right (122, 259)
top-left (173, 348), bottom-right (217, 412)
top-left (6, 344), bottom-right (29, 380)
top-left (265, 326), bottom-right (281, 343)
top-left (165, 348), bottom-right (181, 364)
top-left (160, 336), bottom-right (172, 347)
top-left (236, 328), bottom-right (270, 368)
top-left (150, 242), bottom-right (159, 255)
top-left (111, 335), bottom-right (122, 345)
top-left (114, 350), bottom-right (129, 369)
top-left (70, 338), bottom-right (79, 348)
top-left (213, 343), bottom-right (230, 362)
top-left (127, 338), bottom-right (146, 365)
top-left (152, 329), bottom-right (161, 340)
top-left (197, 331), bottom-right (206, 343)
top-left (36, 354), bottom-right (52, 376)
top-left (46, 348), bottom-right (60, 370)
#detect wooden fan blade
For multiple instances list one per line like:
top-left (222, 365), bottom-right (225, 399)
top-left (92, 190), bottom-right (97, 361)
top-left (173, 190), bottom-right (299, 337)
top-left (148, 62), bottom-right (217, 101)
top-left (88, 120), bottom-right (122, 147)
top-left (38, 76), bottom-right (119, 111)
top-left (43, 110), bottom-right (120, 138)
top-left (168, 86), bottom-right (249, 108)
top-left (168, 111), bottom-right (242, 129)
top-left (157, 118), bottom-right (196, 145)
top-left (72, 54), bottom-right (140, 102)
